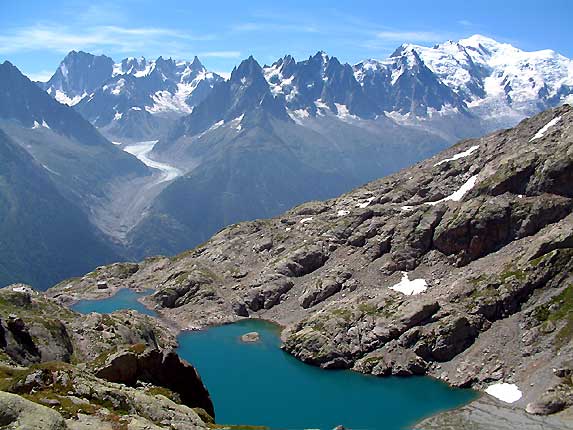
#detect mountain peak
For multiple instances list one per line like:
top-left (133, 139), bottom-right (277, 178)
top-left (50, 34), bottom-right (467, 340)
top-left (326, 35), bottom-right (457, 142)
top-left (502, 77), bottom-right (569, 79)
top-left (231, 56), bottom-right (263, 82)
top-left (458, 34), bottom-right (506, 54)
top-left (1, 60), bottom-right (17, 70)
top-left (191, 56), bottom-right (204, 69)
top-left (310, 50), bottom-right (329, 63)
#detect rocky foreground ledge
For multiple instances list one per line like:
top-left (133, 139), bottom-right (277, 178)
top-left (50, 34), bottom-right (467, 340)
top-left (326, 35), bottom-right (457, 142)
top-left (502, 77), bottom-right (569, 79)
top-left (0, 285), bottom-right (214, 429)
top-left (43, 105), bottom-right (573, 429)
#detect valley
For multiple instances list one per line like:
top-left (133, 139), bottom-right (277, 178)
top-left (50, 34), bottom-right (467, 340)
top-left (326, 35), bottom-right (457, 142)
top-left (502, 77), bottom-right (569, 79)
top-left (0, 13), bottom-right (572, 428)
top-left (90, 139), bottom-right (185, 248)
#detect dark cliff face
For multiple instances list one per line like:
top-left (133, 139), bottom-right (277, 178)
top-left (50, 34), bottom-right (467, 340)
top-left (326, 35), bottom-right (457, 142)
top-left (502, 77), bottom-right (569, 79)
top-left (41, 50), bottom-right (115, 98)
top-left (94, 347), bottom-right (215, 418)
top-left (387, 47), bottom-right (466, 115)
top-left (0, 62), bottom-right (149, 289)
top-left (1, 61), bottom-right (113, 145)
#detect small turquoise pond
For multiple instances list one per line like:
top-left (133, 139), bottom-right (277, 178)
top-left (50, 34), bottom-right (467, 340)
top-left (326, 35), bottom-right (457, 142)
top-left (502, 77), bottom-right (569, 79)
top-left (70, 288), bottom-right (156, 316)
top-left (178, 320), bottom-right (477, 430)
top-left (71, 292), bottom-right (476, 429)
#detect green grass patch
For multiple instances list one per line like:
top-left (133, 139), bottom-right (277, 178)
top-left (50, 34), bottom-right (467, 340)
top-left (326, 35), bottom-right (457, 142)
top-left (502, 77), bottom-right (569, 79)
top-left (358, 302), bottom-right (380, 316)
top-left (533, 284), bottom-right (573, 348)
top-left (330, 308), bottom-right (353, 321)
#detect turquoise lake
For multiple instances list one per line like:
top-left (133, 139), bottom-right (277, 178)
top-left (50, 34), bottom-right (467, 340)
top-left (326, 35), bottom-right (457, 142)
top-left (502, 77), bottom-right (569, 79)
top-left (70, 288), bottom-right (156, 316)
top-left (71, 290), bottom-right (477, 429)
top-left (178, 320), bottom-right (476, 429)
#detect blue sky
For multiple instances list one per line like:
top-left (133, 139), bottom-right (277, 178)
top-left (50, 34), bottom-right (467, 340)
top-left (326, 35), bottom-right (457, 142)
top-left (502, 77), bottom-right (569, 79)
top-left (1, 0), bottom-right (571, 81)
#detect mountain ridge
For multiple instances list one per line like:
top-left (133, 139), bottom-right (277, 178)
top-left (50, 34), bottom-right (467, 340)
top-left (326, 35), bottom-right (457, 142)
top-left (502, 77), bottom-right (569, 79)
top-left (36, 34), bottom-right (573, 142)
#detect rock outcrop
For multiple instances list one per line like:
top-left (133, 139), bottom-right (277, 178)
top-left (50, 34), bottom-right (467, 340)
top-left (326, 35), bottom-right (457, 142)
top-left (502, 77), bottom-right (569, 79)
top-left (94, 347), bottom-right (214, 417)
top-left (0, 285), bottom-right (212, 429)
top-left (0, 391), bottom-right (67, 430)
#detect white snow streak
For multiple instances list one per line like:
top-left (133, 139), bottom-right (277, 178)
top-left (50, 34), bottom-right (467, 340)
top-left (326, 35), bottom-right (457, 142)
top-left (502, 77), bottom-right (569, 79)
top-left (529, 116), bottom-right (562, 141)
top-left (54, 90), bottom-right (85, 106)
top-left (435, 145), bottom-right (480, 166)
top-left (427, 175), bottom-right (478, 205)
top-left (356, 197), bottom-right (375, 208)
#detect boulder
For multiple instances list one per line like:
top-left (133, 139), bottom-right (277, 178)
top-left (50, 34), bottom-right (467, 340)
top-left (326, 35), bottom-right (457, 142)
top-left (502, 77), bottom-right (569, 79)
top-left (253, 238), bottom-right (273, 252)
top-left (299, 272), bottom-right (352, 308)
top-left (274, 245), bottom-right (328, 277)
top-left (1, 315), bottom-right (41, 365)
top-left (354, 342), bottom-right (428, 376)
top-left (244, 277), bottom-right (294, 311)
top-left (231, 301), bottom-right (249, 317)
top-left (526, 394), bottom-right (567, 415)
top-left (94, 347), bottom-right (215, 419)
top-left (0, 391), bottom-right (67, 430)
top-left (153, 269), bottom-right (214, 308)
top-left (240, 332), bottom-right (260, 343)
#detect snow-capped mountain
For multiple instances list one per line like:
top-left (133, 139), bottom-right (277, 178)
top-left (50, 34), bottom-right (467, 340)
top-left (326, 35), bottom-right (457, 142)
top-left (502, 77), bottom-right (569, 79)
top-left (258, 35), bottom-right (572, 128)
top-left (264, 51), bottom-right (378, 118)
top-left (39, 34), bottom-right (572, 142)
top-left (40, 51), bottom-right (115, 105)
top-left (156, 35), bottom-right (573, 174)
top-left (353, 35), bottom-right (573, 123)
top-left (165, 55), bottom-right (291, 140)
top-left (40, 52), bottom-right (223, 140)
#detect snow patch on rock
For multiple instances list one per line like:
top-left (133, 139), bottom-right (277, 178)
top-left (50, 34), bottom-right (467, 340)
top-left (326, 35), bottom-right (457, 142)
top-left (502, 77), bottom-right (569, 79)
top-left (389, 272), bottom-right (428, 295)
top-left (356, 197), bottom-right (375, 208)
top-left (435, 145), bottom-right (480, 166)
top-left (485, 383), bottom-right (522, 403)
top-left (427, 175), bottom-right (478, 205)
top-left (529, 116), bottom-right (561, 141)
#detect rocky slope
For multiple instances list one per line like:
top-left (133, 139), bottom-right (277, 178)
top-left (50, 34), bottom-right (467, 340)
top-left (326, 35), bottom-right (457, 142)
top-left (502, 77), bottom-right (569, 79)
top-left (0, 284), bottom-right (214, 429)
top-left (48, 105), bottom-right (573, 427)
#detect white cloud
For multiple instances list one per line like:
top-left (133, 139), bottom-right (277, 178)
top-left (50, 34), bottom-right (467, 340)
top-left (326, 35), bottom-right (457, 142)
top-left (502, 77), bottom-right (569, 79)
top-left (375, 31), bottom-right (448, 43)
top-left (458, 20), bottom-right (473, 27)
top-left (232, 22), bottom-right (320, 34)
top-left (0, 24), bottom-right (215, 55)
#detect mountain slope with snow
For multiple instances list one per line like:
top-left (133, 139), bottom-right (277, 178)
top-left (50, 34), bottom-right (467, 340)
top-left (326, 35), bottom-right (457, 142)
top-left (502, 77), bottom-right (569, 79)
top-left (38, 35), bottom-right (573, 142)
top-left (352, 34), bottom-right (573, 125)
top-left (40, 53), bottom-right (223, 140)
